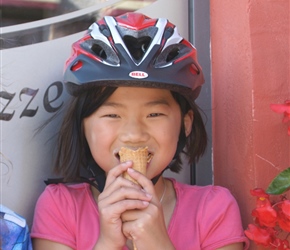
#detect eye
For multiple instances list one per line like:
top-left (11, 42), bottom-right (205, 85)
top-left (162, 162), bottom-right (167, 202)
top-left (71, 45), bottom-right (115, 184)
top-left (103, 114), bottom-right (120, 118)
top-left (148, 113), bottom-right (164, 118)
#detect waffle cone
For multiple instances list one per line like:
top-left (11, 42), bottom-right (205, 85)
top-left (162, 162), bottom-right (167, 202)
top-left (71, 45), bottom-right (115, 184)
top-left (119, 147), bottom-right (148, 184)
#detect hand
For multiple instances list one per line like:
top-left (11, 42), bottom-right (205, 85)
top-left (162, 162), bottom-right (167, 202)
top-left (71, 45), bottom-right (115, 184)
top-left (121, 168), bottom-right (175, 250)
top-left (96, 161), bottom-right (152, 249)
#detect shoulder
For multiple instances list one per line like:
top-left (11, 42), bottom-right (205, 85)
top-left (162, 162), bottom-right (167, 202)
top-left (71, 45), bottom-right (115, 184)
top-left (36, 183), bottom-right (92, 211)
top-left (169, 180), bottom-right (248, 248)
top-left (44, 182), bottom-right (90, 192)
top-left (32, 183), bottom-right (95, 240)
top-left (172, 179), bottom-right (240, 218)
top-left (173, 180), bottom-right (242, 223)
top-left (42, 182), bottom-right (91, 196)
top-left (172, 179), bottom-right (234, 203)
top-left (43, 182), bottom-right (91, 195)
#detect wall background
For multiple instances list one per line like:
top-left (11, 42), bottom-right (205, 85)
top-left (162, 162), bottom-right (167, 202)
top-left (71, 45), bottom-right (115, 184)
top-left (210, 0), bottom-right (289, 248)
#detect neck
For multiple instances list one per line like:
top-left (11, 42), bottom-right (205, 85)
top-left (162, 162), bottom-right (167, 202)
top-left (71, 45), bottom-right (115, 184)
top-left (155, 176), bottom-right (167, 203)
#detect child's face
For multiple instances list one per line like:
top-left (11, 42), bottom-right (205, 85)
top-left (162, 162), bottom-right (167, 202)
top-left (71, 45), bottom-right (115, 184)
top-left (83, 87), bottom-right (193, 179)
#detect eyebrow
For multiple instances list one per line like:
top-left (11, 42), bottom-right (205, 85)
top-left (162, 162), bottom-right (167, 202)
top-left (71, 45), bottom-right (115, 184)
top-left (102, 99), bottom-right (170, 108)
top-left (144, 99), bottom-right (170, 107)
top-left (101, 102), bottom-right (123, 108)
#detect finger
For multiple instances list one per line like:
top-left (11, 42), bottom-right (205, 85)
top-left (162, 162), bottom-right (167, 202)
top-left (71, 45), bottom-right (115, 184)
top-left (99, 198), bottom-right (150, 222)
top-left (121, 197), bottom-right (161, 224)
top-left (104, 161), bottom-right (133, 188)
top-left (122, 218), bottom-right (145, 242)
top-left (100, 176), bottom-right (138, 200)
top-left (99, 184), bottom-right (152, 205)
top-left (121, 208), bottom-right (142, 223)
top-left (122, 220), bottom-right (137, 241)
top-left (126, 168), bottom-right (157, 199)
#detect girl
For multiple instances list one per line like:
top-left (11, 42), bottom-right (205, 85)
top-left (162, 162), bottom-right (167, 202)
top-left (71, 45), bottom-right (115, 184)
top-left (31, 12), bottom-right (249, 250)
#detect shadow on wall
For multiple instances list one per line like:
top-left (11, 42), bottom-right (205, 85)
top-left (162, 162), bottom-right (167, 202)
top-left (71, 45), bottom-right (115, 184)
top-left (1, 152), bottom-right (13, 186)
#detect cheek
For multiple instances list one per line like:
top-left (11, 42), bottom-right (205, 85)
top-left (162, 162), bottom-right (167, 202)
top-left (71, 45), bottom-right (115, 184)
top-left (83, 120), bottom-right (116, 168)
top-left (170, 114), bottom-right (182, 139)
top-left (84, 126), bottom-right (107, 168)
top-left (155, 117), bottom-right (181, 145)
top-left (83, 120), bottom-right (103, 155)
top-left (167, 116), bottom-right (183, 153)
top-left (83, 122), bottom-right (95, 148)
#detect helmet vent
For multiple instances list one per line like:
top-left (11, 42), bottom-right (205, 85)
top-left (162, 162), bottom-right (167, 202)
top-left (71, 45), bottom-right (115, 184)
top-left (155, 44), bottom-right (191, 68)
top-left (99, 24), bottom-right (111, 37)
top-left (166, 48), bottom-right (180, 62)
top-left (123, 36), bottom-right (151, 61)
top-left (91, 43), bottom-right (107, 59)
top-left (80, 40), bottom-right (120, 65)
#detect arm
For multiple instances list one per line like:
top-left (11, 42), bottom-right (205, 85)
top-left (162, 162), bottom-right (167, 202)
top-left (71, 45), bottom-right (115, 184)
top-left (217, 243), bottom-right (244, 250)
top-left (33, 239), bottom-right (73, 250)
top-left (32, 238), bottom-right (125, 250)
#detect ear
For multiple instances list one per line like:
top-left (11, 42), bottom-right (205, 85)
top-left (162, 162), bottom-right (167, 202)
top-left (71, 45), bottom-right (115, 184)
top-left (183, 110), bottom-right (194, 137)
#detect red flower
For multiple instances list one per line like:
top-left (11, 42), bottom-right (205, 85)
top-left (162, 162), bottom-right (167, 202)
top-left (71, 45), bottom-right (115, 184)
top-left (245, 224), bottom-right (275, 246)
top-left (251, 188), bottom-right (270, 198)
top-left (270, 100), bottom-right (290, 135)
top-left (277, 217), bottom-right (290, 233)
top-left (251, 188), bottom-right (278, 227)
top-left (272, 238), bottom-right (290, 250)
top-left (246, 101), bottom-right (290, 247)
top-left (281, 200), bottom-right (290, 219)
top-left (275, 200), bottom-right (290, 232)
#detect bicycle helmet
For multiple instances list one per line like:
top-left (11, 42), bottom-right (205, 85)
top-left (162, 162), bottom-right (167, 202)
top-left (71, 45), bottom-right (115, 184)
top-left (64, 12), bottom-right (204, 101)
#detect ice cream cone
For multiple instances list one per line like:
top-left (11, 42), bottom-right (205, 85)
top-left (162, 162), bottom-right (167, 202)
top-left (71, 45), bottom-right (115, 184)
top-left (119, 147), bottom-right (148, 184)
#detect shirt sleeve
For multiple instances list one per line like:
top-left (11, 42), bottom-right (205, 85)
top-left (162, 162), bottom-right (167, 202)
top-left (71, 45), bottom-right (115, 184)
top-left (200, 186), bottom-right (249, 250)
top-left (31, 184), bottom-right (76, 249)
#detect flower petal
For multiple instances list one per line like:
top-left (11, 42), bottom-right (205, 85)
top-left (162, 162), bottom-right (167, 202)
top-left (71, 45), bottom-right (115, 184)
top-left (281, 200), bottom-right (290, 219)
top-left (244, 224), bottom-right (273, 246)
top-left (250, 188), bottom-right (269, 198)
top-left (270, 103), bottom-right (290, 114)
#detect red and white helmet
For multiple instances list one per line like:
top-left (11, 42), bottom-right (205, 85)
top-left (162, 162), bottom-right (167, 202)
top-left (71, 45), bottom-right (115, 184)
top-left (64, 12), bottom-right (204, 100)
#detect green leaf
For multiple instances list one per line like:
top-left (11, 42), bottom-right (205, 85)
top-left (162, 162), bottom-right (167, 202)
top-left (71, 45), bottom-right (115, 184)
top-left (266, 167), bottom-right (290, 195)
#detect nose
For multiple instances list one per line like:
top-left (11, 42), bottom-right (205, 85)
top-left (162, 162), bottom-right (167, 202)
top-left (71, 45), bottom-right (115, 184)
top-left (119, 117), bottom-right (150, 144)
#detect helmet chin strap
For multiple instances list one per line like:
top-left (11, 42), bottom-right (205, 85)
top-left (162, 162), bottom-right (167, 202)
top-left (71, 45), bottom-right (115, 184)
top-left (151, 170), bottom-right (165, 185)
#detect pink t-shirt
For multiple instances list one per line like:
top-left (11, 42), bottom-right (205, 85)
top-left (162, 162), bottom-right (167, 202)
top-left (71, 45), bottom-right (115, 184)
top-left (31, 179), bottom-right (249, 249)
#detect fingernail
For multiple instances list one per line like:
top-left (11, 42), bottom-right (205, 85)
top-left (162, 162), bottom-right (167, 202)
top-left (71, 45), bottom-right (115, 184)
top-left (127, 167), bottom-right (134, 173)
top-left (122, 161), bottom-right (131, 166)
top-left (145, 193), bottom-right (152, 198)
top-left (142, 201), bottom-right (149, 206)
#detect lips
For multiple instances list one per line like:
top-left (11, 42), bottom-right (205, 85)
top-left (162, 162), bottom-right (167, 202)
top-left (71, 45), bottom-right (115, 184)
top-left (147, 152), bottom-right (153, 163)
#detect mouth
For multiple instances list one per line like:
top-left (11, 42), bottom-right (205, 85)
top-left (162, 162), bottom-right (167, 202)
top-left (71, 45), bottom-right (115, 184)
top-left (147, 152), bottom-right (153, 163)
top-left (115, 149), bottom-right (153, 164)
